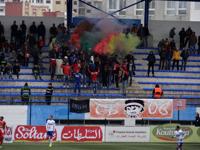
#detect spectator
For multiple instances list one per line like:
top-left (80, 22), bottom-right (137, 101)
top-left (195, 112), bottom-right (200, 127)
top-left (184, 27), bottom-right (193, 48)
top-left (37, 21), bottom-right (46, 42)
top-left (29, 22), bottom-right (37, 37)
top-left (88, 67), bottom-right (100, 94)
top-left (169, 27), bottom-right (176, 39)
top-left (23, 44), bottom-right (30, 66)
top-left (55, 57), bottom-right (63, 80)
top-left (27, 32), bottom-right (37, 51)
top-left (172, 48), bottom-right (181, 71)
top-left (198, 36), bottom-right (200, 55)
top-left (73, 71), bottom-right (82, 94)
top-left (20, 20), bottom-right (27, 44)
top-left (0, 22), bottom-right (4, 36)
top-left (127, 55), bottom-right (136, 86)
top-left (49, 24), bottom-right (57, 43)
top-left (10, 21), bottom-right (18, 43)
top-left (147, 51), bottom-right (156, 77)
top-left (180, 49), bottom-right (189, 71)
top-left (49, 57), bottom-right (56, 80)
top-left (21, 83), bottom-right (31, 104)
top-left (159, 49), bottom-right (166, 70)
top-left (165, 49), bottom-right (172, 70)
top-left (45, 83), bottom-right (54, 105)
top-left (170, 39), bottom-right (176, 50)
top-left (152, 84), bottom-right (163, 99)
top-left (0, 58), bottom-right (7, 79)
top-left (13, 61), bottom-right (20, 79)
top-left (32, 64), bottom-right (42, 80)
top-left (179, 28), bottom-right (186, 49)
top-left (61, 62), bottom-right (71, 88)
top-left (189, 32), bottom-right (197, 54)
top-left (113, 61), bottom-right (120, 88)
top-left (38, 36), bottom-right (45, 53)
top-left (4, 63), bottom-right (13, 79)
top-left (121, 61), bottom-right (129, 96)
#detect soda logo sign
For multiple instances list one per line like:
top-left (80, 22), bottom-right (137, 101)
top-left (61, 126), bottom-right (103, 142)
top-left (14, 125), bottom-right (57, 141)
top-left (152, 125), bottom-right (192, 141)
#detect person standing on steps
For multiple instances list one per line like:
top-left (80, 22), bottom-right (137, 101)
top-left (21, 83), bottom-right (31, 104)
top-left (45, 83), bottom-right (54, 105)
top-left (146, 51), bottom-right (156, 77)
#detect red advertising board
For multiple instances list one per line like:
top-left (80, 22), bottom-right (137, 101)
top-left (14, 125), bottom-right (57, 142)
top-left (61, 126), bottom-right (103, 142)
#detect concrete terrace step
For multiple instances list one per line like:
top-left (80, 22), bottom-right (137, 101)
top-left (0, 85), bottom-right (120, 91)
top-left (135, 71), bottom-right (200, 77)
top-left (143, 88), bottom-right (200, 93)
top-left (138, 84), bottom-right (200, 90)
top-left (134, 75), bottom-right (200, 80)
top-left (136, 69), bottom-right (200, 74)
top-left (135, 77), bottom-right (200, 84)
top-left (0, 92), bottom-right (124, 98)
top-left (138, 81), bottom-right (200, 86)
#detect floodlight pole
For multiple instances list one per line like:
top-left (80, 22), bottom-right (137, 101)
top-left (144, 0), bottom-right (150, 28)
top-left (67, 0), bottom-right (73, 30)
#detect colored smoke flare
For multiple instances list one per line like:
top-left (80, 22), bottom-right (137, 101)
top-left (93, 33), bottom-right (140, 57)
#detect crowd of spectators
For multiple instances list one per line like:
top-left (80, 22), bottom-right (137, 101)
top-left (152, 27), bottom-right (199, 75)
top-left (1, 20), bottom-right (199, 96)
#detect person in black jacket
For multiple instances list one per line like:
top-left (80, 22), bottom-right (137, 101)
top-left (10, 21), bottom-right (18, 43)
top-left (13, 61), bottom-right (20, 79)
top-left (180, 49), bottom-right (189, 71)
top-left (45, 83), bottom-right (54, 105)
top-left (37, 21), bottom-right (46, 42)
top-left (147, 51), bottom-right (156, 77)
top-left (179, 28), bottom-right (186, 49)
top-left (32, 64), bottom-right (42, 80)
top-left (20, 20), bottom-right (27, 44)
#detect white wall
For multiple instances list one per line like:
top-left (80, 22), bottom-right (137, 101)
top-left (0, 105), bottom-right (28, 126)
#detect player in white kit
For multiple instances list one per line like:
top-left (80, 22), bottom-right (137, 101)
top-left (46, 115), bottom-right (55, 147)
top-left (174, 126), bottom-right (185, 150)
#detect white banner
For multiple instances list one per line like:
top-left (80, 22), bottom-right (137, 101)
top-left (105, 126), bottom-right (150, 142)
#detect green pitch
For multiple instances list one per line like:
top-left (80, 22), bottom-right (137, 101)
top-left (2, 143), bottom-right (200, 150)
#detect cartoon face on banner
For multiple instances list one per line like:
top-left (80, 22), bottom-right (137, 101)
top-left (124, 100), bottom-right (144, 118)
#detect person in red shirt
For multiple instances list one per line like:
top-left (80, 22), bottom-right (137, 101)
top-left (61, 62), bottom-right (71, 88)
top-left (0, 116), bottom-right (6, 148)
top-left (88, 67), bottom-right (99, 94)
top-left (73, 60), bottom-right (81, 73)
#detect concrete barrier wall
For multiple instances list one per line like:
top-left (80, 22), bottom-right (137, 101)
top-left (0, 16), bottom-right (64, 41)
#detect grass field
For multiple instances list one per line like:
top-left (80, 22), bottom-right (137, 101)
top-left (2, 143), bottom-right (200, 150)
